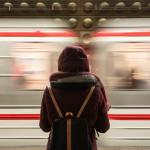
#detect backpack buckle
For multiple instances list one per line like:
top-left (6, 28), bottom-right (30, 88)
top-left (65, 112), bottom-right (74, 118)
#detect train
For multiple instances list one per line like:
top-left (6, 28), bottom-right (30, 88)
top-left (91, 18), bottom-right (150, 146)
top-left (0, 18), bottom-right (79, 146)
top-left (0, 18), bottom-right (150, 147)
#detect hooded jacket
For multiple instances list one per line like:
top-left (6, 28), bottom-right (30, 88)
top-left (39, 46), bottom-right (110, 150)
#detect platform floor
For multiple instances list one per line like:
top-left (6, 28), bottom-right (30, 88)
top-left (0, 146), bottom-right (150, 150)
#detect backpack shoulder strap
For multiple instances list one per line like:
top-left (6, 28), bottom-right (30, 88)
top-left (47, 86), bottom-right (63, 118)
top-left (76, 85), bottom-right (95, 118)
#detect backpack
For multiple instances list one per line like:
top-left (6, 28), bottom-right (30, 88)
top-left (47, 85), bottom-right (95, 150)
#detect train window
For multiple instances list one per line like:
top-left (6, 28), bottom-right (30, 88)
top-left (105, 43), bottom-right (150, 90)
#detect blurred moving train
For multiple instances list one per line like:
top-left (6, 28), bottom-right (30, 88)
top-left (91, 18), bottom-right (150, 146)
top-left (0, 18), bottom-right (150, 147)
top-left (0, 18), bottom-right (79, 146)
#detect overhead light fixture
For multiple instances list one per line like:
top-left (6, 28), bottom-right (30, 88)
top-left (4, 2), bottom-right (13, 11)
top-left (36, 2), bottom-right (46, 8)
top-left (99, 2), bottom-right (110, 10)
top-left (131, 2), bottom-right (142, 10)
top-left (68, 2), bottom-right (77, 12)
top-left (68, 18), bottom-right (78, 28)
top-left (83, 18), bottom-right (93, 28)
top-left (83, 2), bottom-right (94, 12)
top-left (98, 18), bottom-right (107, 23)
top-left (115, 2), bottom-right (126, 9)
top-left (20, 2), bottom-right (30, 8)
top-left (52, 2), bottom-right (62, 11)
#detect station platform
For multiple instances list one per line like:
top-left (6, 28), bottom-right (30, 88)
top-left (0, 146), bottom-right (150, 150)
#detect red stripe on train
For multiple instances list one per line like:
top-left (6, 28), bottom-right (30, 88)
top-left (0, 114), bottom-right (39, 120)
top-left (0, 114), bottom-right (150, 120)
top-left (0, 31), bottom-right (78, 37)
top-left (108, 114), bottom-right (150, 120)
top-left (93, 32), bottom-right (150, 37)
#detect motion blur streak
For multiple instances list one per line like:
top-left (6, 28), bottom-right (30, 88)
top-left (0, 18), bottom-right (79, 146)
top-left (91, 18), bottom-right (150, 146)
top-left (1, 114), bottom-right (150, 120)
top-left (0, 18), bottom-right (150, 146)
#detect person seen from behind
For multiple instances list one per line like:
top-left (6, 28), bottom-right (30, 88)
top-left (39, 46), bottom-right (110, 150)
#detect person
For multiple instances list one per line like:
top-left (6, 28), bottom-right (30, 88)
top-left (39, 46), bottom-right (110, 150)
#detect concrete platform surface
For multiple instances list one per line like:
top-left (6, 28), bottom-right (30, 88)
top-left (0, 147), bottom-right (150, 150)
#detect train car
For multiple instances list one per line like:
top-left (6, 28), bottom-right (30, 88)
top-left (0, 18), bottom-right (79, 146)
top-left (91, 18), bottom-right (150, 146)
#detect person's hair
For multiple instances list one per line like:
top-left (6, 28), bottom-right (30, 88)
top-left (58, 46), bottom-right (89, 72)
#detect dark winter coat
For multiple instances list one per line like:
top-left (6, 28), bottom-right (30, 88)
top-left (39, 46), bottom-right (110, 150)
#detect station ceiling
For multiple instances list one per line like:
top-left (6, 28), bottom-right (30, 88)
top-left (0, 0), bottom-right (149, 32)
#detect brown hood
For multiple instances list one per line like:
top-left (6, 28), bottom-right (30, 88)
top-left (58, 46), bottom-right (89, 72)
